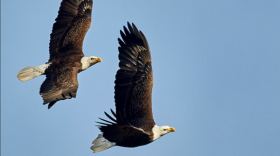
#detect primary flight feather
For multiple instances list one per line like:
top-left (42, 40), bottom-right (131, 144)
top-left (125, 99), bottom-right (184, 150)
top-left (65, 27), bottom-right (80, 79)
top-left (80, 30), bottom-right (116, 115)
top-left (17, 0), bottom-right (101, 109)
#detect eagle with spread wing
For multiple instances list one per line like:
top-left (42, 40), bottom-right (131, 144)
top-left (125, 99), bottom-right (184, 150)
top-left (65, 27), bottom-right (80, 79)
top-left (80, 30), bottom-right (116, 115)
top-left (17, 0), bottom-right (101, 109)
top-left (91, 23), bottom-right (175, 153)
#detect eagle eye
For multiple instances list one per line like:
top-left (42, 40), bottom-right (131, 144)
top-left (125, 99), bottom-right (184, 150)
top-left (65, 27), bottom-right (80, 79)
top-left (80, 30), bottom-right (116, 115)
top-left (91, 58), bottom-right (94, 60)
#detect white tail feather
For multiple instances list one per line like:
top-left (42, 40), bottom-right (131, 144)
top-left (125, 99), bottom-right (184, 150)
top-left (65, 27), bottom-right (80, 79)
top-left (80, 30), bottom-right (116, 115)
top-left (91, 134), bottom-right (115, 153)
top-left (17, 63), bottom-right (50, 82)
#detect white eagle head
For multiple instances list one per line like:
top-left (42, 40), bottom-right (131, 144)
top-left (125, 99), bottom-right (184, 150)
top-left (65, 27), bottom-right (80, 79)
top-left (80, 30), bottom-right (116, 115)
top-left (152, 125), bottom-right (175, 141)
top-left (81, 56), bottom-right (102, 70)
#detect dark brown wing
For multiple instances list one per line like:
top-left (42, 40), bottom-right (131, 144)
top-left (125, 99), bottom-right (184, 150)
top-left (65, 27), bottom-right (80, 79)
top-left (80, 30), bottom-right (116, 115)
top-left (49, 0), bottom-right (92, 61)
top-left (40, 60), bottom-right (81, 109)
top-left (114, 22), bottom-right (155, 132)
top-left (97, 110), bottom-right (153, 147)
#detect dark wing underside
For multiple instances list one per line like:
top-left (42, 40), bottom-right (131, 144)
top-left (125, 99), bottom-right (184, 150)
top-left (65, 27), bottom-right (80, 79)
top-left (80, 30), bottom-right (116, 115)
top-left (97, 110), bottom-right (153, 147)
top-left (114, 23), bottom-right (155, 131)
top-left (40, 0), bottom-right (92, 108)
top-left (40, 60), bottom-right (81, 109)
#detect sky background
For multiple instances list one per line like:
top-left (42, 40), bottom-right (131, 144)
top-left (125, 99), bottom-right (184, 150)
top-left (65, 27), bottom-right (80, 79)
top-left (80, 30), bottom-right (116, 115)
top-left (2, 0), bottom-right (280, 155)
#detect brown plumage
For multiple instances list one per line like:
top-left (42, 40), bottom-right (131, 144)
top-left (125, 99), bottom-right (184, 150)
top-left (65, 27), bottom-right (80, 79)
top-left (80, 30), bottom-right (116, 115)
top-left (101, 22), bottom-right (155, 146)
top-left (91, 23), bottom-right (175, 153)
top-left (17, 0), bottom-right (101, 109)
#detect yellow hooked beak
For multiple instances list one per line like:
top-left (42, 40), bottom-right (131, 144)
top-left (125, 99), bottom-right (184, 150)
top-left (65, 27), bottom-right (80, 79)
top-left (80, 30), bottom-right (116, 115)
top-left (96, 57), bottom-right (102, 63)
top-left (168, 127), bottom-right (175, 132)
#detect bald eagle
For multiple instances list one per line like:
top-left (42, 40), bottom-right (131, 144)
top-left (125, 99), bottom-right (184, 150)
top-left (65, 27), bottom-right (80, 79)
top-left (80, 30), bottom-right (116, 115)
top-left (17, 0), bottom-right (101, 109)
top-left (91, 23), bottom-right (175, 153)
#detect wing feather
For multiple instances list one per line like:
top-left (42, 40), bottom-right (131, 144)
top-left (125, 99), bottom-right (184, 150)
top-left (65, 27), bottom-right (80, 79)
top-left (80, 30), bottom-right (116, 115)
top-left (40, 63), bottom-right (80, 108)
top-left (96, 110), bottom-right (153, 147)
top-left (114, 22), bottom-right (155, 132)
top-left (49, 0), bottom-right (92, 61)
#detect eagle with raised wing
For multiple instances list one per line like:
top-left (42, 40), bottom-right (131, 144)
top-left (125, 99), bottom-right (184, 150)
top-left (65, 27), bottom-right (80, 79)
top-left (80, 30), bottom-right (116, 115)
top-left (17, 0), bottom-right (101, 109)
top-left (91, 23), bottom-right (175, 153)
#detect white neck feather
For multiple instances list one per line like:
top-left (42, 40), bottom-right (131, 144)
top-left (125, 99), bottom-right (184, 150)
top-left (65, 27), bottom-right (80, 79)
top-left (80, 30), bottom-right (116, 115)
top-left (152, 125), bottom-right (162, 141)
top-left (81, 57), bottom-right (90, 70)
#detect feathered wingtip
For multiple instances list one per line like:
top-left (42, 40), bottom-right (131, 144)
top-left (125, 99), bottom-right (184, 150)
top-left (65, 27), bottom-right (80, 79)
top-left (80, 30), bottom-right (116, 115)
top-left (118, 22), bottom-right (149, 52)
top-left (126, 22), bottom-right (140, 35)
top-left (95, 109), bottom-right (131, 127)
top-left (47, 101), bottom-right (57, 109)
top-left (119, 22), bottom-right (140, 44)
top-left (95, 109), bottom-right (117, 127)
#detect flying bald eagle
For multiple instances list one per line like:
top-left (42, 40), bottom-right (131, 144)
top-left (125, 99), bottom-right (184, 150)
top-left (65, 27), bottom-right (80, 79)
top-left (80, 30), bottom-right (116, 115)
top-left (90, 23), bottom-right (175, 153)
top-left (17, 0), bottom-right (101, 109)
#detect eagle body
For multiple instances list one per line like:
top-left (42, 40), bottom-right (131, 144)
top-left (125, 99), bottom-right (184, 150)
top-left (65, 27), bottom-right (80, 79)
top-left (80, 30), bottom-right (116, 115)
top-left (17, 0), bottom-right (101, 109)
top-left (91, 23), bottom-right (175, 153)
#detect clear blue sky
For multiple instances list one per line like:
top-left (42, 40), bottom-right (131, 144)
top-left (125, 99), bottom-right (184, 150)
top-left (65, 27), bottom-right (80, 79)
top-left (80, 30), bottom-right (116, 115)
top-left (2, 0), bottom-right (280, 155)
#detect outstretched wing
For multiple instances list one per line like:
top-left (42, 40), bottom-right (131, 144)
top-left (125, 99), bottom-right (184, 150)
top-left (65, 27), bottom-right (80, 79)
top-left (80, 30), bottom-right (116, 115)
top-left (49, 0), bottom-right (92, 61)
top-left (40, 0), bottom-right (92, 108)
top-left (40, 63), bottom-right (80, 109)
top-left (114, 22), bottom-right (155, 131)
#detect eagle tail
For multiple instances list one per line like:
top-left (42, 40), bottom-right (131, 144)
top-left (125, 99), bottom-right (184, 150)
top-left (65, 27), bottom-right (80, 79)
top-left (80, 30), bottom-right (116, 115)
top-left (91, 134), bottom-right (115, 153)
top-left (17, 63), bottom-right (50, 82)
